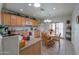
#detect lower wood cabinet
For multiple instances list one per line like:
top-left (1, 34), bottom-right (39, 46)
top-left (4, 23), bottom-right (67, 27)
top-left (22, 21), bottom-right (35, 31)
top-left (34, 30), bottom-right (40, 38)
top-left (19, 41), bottom-right (41, 55)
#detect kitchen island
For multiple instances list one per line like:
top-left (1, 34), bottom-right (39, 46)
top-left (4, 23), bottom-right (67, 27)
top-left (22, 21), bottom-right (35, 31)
top-left (2, 35), bottom-right (19, 55)
top-left (19, 37), bottom-right (41, 55)
top-left (0, 34), bottom-right (41, 55)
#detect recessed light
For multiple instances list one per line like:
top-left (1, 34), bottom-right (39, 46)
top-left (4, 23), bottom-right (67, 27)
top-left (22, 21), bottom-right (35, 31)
top-left (28, 3), bottom-right (32, 6)
top-left (19, 9), bottom-right (23, 11)
top-left (53, 8), bottom-right (56, 10)
top-left (34, 3), bottom-right (40, 7)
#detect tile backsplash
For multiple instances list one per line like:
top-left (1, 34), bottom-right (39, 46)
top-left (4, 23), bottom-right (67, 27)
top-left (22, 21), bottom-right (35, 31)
top-left (14, 27), bottom-right (31, 31)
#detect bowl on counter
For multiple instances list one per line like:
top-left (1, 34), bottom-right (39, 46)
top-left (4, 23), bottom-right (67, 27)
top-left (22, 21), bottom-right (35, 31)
top-left (22, 36), bottom-right (30, 41)
top-left (19, 40), bottom-right (26, 48)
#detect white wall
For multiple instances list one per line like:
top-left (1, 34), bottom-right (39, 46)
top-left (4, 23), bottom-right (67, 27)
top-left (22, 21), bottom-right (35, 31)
top-left (71, 4), bottom-right (79, 54)
top-left (40, 16), bottom-right (71, 39)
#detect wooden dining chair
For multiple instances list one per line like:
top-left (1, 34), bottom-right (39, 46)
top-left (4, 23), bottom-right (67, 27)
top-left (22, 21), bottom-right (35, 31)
top-left (41, 32), bottom-right (55, 48)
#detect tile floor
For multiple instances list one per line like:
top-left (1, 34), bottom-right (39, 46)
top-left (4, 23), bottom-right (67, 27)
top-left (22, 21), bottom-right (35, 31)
top-left (41, 39), bottom-right (76, 55)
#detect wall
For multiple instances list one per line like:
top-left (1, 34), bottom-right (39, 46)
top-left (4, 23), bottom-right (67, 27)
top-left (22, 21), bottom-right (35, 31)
top-left (0, 3), bottom-right (3, 54)
top-left (0, 3), bottom-right (3, 24)
top-left (39, 16), bottom-right (72, 39)
top-left (11, 26), bottom-right (36, 38)
top-left (71, 4), bottom-right (79, 54)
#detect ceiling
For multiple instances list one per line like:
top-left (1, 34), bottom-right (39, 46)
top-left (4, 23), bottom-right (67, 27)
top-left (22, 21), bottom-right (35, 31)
top-left (3, 3), bottom-right (76, 20)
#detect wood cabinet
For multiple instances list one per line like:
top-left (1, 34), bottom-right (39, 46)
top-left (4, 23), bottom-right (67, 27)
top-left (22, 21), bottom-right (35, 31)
top-left (31, 19), bottom-right (38, 26)
top-left (2, 13), bottom-right (11, 25)
top-left (16, 16), bottom-right (22, 26)
top-left (10, 15), bottom-right (17, 26)
top-left (21, 17), bottom-right (26, 26)
top-left (26, 18), bottom-right (38, 26)
top-left (0, 13), bottom-right (1, 24)
top-left (34, 30), bottom-right (40, 38)
top-left (32, 41), bottom-right (41, 54)
top-left (2, 13), bottom-right (38, 26)
top-left (19, 41), bottom-right (41, 55)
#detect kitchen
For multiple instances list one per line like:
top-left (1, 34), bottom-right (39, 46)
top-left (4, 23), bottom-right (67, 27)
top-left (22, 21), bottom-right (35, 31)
top-left (0, 5), bottom-right (41, 55)
top-left (0, 3), bottom-right (76, 55)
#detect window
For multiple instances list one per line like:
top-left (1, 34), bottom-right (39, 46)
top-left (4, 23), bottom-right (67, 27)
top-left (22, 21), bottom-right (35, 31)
top-left (49, 22), bottom-right (64, 37)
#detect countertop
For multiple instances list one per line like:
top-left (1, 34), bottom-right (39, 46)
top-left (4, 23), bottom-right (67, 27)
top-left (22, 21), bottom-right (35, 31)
top-left (20, 37), bottom-right (41, 51)
top-left (2, 34), bottom-right (19, 37)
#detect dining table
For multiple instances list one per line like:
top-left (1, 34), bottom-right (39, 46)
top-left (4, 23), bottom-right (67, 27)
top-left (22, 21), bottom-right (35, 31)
top-left (48, 33), bottom-right (61, 48)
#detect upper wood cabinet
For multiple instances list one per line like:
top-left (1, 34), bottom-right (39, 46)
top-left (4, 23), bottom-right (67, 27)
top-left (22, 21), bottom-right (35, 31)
top-left (21, 17), bottom-right (26, 26)
top-left (2, 13), bottom-right (11, 25)
top-left (25, 18), bottom-right (38, 26)
top-left (2, 13), bottom-right (38, 26)
top-left (16, 16), bottom-right (22, 26)
top-left (30, 19), bottom-right (38, 26)
top-left (33, 20), bottom-right (38, 26)
top-left (0, 13), bottom-right (1, 24)
top-left (10, 15), bottom-right (17, 26)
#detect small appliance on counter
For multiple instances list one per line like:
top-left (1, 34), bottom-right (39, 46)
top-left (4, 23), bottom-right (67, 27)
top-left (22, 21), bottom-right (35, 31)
top-left (1, 25), bottom-right (18, 37)
top-left (0, 25), bottom-right (5, 35)
top-left (22, 36), bottom-right (30, 41)
top-left (26, 36), bottom-right (30, 41)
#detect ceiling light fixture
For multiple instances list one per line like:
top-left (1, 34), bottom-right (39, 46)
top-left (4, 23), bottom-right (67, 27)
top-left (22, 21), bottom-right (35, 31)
top-left (53, 8), bottom-right (56, 10)
top-left (34, 3), bottom-right (40, 7)
top-left (44, 19), bottom-right (52, 23)
top-left (28, 3), bottom-right (32, 6)
top-left (19, 9), bottom-right (23, 11)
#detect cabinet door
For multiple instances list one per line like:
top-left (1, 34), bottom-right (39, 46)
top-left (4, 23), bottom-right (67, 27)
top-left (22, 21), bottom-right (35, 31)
top-left (34, 31), bottom-right (40, 38)
top-left (21, 17), bottom-right (26, 26)
top-left (30, 19), bottom-right (38, 26)
top-left (0, 13), bottom-right (1, 24)
top-left (33, 41), bottom-right (41, 55)
top-left (3, 13), bottom-right (11, 25)
top-left (25, 18), bottom-right (32, 26)
top-left (16, 16), bottom-right (22, 26)
top-left (19, 41), bottom-right (41, 55)
top-left (11, 15), bottom-right (17, 26)
top-left (20, 45), bottom-right (33, 55)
